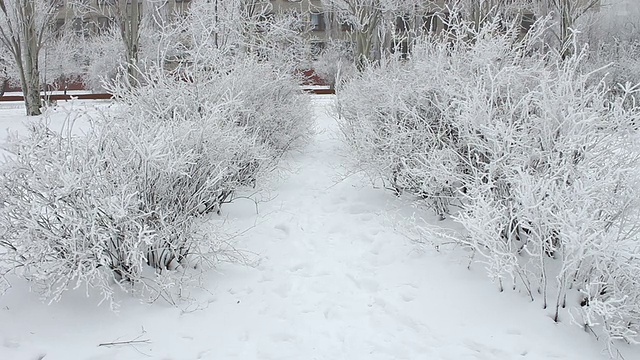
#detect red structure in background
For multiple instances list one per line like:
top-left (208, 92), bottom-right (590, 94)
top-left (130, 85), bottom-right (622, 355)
top-left (297, 69), bottom-right (329, 86)
top-left (4, 76), bottom-right (85, 93)
top-left (297, 69), bottom-right (335, 94)
top-left (0, 93), bottom-right (113, 102)
top-left (0, 69), bottom-right (335, 101)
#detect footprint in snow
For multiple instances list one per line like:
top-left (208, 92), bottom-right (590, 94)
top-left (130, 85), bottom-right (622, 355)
top-left (259, 272), bottom-right (275, 283)
top-left (347, 203), bottom-right (370, 215)
top-left (327, 223), bottom-right (345, 234)
top-left (462, 339), bottom-right (510, 358)
top-left (358, 233), bottom-right (375, 244)
top-left (346, 273), bottom-right (380, 292)
top-left (273, 281), bottom-right (292, 298)
top-left (2, 337), bottom-right (20, 349)
top-left (289, 262), bottom-right (312, 275)
top-left (274, 223), bottom-right (290, 235)
top-left (323, 306), bottom-right (343, 320)
top-left (359, 214), bottom-right (375, 222)
top-left (270, 332), bottom-right (296, 342)
top-left (400, 291), bottom-right (417, 302)
top-left (506, 328), bottom-right (522, 336)
top-left (366, 252), bottom-right (395, 267)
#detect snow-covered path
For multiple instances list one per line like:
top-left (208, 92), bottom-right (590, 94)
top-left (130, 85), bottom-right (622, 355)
top-left (0, 96), bottom-right (636, 360)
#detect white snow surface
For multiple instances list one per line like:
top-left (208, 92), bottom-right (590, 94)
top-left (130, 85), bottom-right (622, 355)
top-left (0, 96), bottom-right (638, 360)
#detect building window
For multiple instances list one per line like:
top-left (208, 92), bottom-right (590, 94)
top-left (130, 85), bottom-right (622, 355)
top-left (310, 12), bottom-right (325, 31)
top-left (72, 17), bottom-right (90, 37)
top-left (395, 15), bottom-right (410, 34)
top-left (96, 16), bottom-right (115, 34)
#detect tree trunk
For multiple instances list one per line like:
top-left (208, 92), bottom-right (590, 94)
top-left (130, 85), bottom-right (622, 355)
top-left (120, 0), bottom-right (141, 86)
top-left (23, 61), bottom-right (41, 115)
top-left (355, 31), bottom-right (371, 71)
top-left (128, 0), bottom-right (140, 83)
top-left (559, 3), bottom-right (573, 60)
top-left (354, 6), bottom-right (380, 71)
top-left (22, 0), bottom-right (41, 116)
top-left (0, 78), bottom-right (7, 97)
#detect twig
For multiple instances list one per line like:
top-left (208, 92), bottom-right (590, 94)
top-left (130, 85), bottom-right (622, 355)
top-left (98, 339), bottom-right (150, 347)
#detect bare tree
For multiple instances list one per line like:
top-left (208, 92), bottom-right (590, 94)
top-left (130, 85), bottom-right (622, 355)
top-left (426, 1), bottom-right (599, 59)
top-left (0, 0), bottom-right (58, 115)
top-left (320, 0), bottom-right (395, 70)
top-left (431, 1), bottom-right (602, 59)
top-left (0, 54), bottom-right (8, 96)
top-left (71, 0), bottom-right (152, 86)
top-left (169, 0), bottom-right (309, 72)
top-left (119, 0), bottom-right (141, 83)
top-left (90, 0), bottom-right (143, 84)
top-left (534, 0), bottom-right (600, 58)
top-left (456, 0), bottom-right (525, 30)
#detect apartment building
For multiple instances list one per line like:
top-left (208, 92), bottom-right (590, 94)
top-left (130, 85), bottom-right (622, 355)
top-left (53, 0), bottom-right (191, 36)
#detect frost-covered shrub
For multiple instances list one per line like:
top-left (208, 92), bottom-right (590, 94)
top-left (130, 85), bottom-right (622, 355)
top-left (583, 3), bottom-right (640, 85)
top-left (0, 96), bottom-right (264, 305)
top-left (338, 63), bottom-right (451, 202)
top-left (140, 1), bottom-right (314, 157)
top-left (336, 31), bottom-right (467, 218)
top-left (71, 28), bottom-right (126, 92)
top-left (337, 15), bottom-right (640, 348)
top-left (0, 0), bottom-right (313, 309)
top-left (105, 60), bottom-right (308, 201)
top-left (584, 41), bottom-right (640, 104)
top-left (210, 59), bottom-right (313, 155)
top-left (109, 56), bottom-right (312, 158)
top-left (0, 49), bottom-right (312, 308)
top-left (312, 40), bottom-right (356, 87)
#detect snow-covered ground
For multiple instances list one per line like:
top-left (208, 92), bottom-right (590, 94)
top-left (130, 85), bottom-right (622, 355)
top-left (0, 100), bottom-right (110, 147)
top-left (0, 96), bottom-right (638, 360)
top-left (2, 90), bottom-right (97, 97)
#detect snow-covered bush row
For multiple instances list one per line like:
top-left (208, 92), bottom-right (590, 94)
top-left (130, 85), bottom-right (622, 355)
top-left (0, 92), bottom-right (267, 303)
top-left (144, 0), bottom-right (314, 158)
top-left (0, 24), bottom-right (313, 307)
top-left (312, 40), bottom-right (357, 87)
top-left (337, 16), bottom-right (640, 347)
top-left (209, 59), bottom-right (313, 156)
top-left (109, 60), bottom-right (312, 159)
